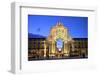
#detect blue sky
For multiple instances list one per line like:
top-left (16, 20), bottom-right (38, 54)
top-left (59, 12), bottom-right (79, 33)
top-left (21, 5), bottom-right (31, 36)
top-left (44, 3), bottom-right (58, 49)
top-left (28, 15), bottom-right (88, 38)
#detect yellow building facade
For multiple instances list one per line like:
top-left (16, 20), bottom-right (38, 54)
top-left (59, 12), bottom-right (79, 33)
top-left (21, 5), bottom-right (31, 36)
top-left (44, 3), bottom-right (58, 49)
top-left (28, 22), bottom-right (88, 60)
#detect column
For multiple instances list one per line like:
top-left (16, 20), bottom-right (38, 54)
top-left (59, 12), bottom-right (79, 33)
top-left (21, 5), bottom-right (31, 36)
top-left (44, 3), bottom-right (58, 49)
top-left (72, 42), bottom-right (74, 52)
top-left (44, 41), bottom-right (46, 57)
top-left (51, 41), bottom-right (55, 56)
top-left (64, 41), bottom-right (69, 56)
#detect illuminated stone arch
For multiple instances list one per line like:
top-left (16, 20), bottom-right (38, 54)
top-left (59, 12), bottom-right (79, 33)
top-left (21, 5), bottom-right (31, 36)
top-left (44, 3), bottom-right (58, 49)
top-left (47, 22), bottom-right (72, 57)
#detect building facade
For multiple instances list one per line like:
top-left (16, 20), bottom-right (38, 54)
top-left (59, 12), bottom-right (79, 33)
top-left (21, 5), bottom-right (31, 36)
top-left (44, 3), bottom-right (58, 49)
top-left (28, 22), bottom-right (88, 60)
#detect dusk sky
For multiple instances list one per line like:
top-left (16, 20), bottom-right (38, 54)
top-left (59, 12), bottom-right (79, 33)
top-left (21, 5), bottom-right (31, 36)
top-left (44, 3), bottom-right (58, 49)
top-left (28, 15), bottom-right (88, 38)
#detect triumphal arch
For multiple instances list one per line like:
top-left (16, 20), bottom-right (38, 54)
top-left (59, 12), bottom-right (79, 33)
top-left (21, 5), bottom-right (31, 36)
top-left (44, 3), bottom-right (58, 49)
top-left (47, 22), bottom-right (72, 58)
